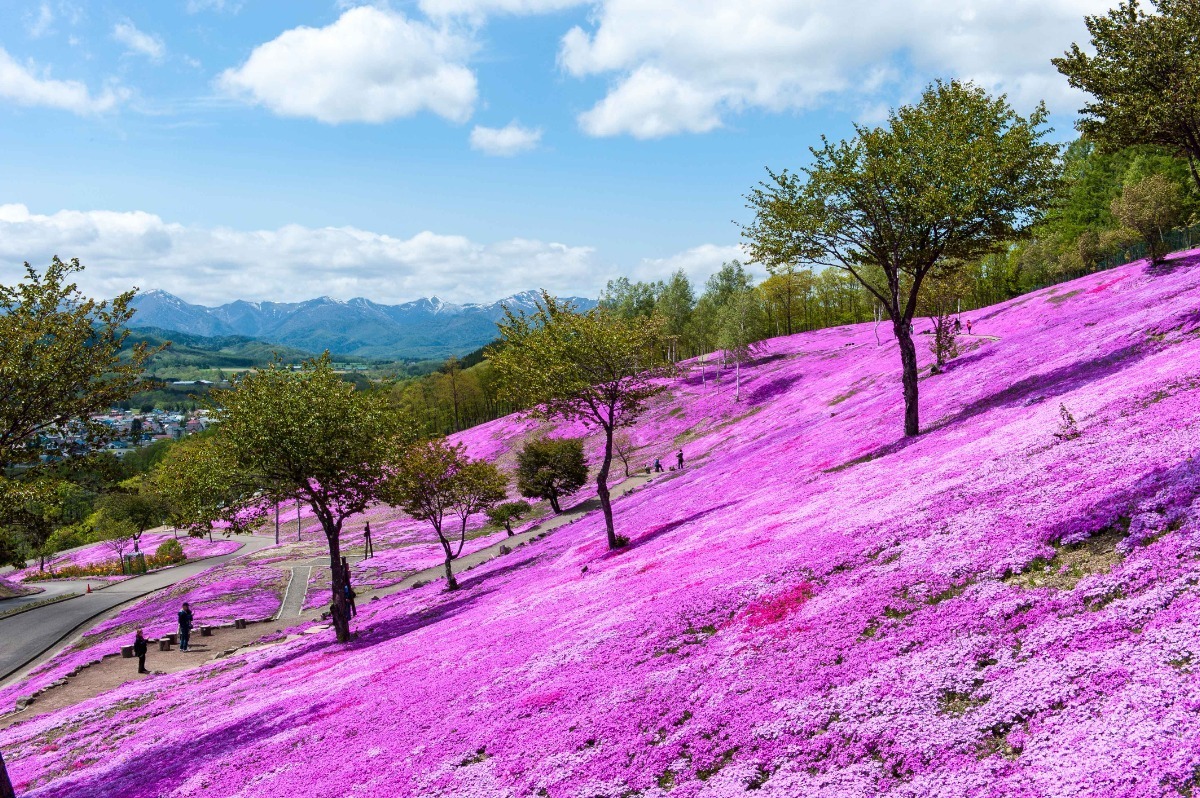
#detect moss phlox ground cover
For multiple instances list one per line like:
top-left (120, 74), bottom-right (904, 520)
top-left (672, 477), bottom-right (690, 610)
top-left (7, 252), bottom-right (1200, 796)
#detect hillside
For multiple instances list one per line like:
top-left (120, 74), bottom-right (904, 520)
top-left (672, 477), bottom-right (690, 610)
top-left (129, 290), bottom-right (600, 361)
top-left (6, 251), bottom-right (1200, 797)
top-left (125, 327), bottom-right (329, 377)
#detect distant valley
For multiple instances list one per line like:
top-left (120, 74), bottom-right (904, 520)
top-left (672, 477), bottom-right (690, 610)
top-left (129, 289), bottom-right (599, 361)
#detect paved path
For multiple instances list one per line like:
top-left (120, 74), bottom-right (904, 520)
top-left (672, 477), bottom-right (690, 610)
top-left (378, 472), bottom-right (656, 597)
top-left (0, 580), bottom-right (91, 614)
top-left (275, 566), bottom-right (313, 620)
top-left (0, 535), bottom-right (277, 684)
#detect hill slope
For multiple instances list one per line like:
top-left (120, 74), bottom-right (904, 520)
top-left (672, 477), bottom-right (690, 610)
top-left (8, 252), bottom-right (1200, 797)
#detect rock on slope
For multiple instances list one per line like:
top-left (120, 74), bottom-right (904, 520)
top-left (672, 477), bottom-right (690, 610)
top-left (7, 252), bottom-right (1200, 797)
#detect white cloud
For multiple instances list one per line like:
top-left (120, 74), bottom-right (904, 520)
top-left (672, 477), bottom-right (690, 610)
top-left (578, 66), bottom-right (723, 138)
top-left (26, 3), bottom-right (54, 37)
top-left (420, 0), bottom-right (584, 20)
top-left (0, 204), bottom-right (602, 306)
top-left (554, 0), bottom-right (1112, 138)
top-left (469, 121), bottom-right (542, 155)
top-left (217, 6), bottom-right (477, 124)
top-left (633, 243), bottom-right (748, 285)
top-left (0, 47), bottom-right (124, 114)
top-left (113, 21), bottom-right (166, 62)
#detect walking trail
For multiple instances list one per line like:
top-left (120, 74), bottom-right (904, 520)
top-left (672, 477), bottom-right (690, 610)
top-left (0, 534), bottom-right (277, 685)
top-left (0, 470), bottom-right (667, 726)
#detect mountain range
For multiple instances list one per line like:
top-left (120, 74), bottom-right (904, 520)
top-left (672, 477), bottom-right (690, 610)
top-left (129, 290), bottom-right (598, 361)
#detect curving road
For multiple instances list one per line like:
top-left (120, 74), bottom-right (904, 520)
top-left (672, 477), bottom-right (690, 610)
top-left (0, 535), bottom-right (277, 684)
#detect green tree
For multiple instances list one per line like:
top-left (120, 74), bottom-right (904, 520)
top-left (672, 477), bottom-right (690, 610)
top-left (97, 483), bottom-right (170, 547)
top-left (0, 258), bottom-right (157, 470)
top-left (493, 294), bottom-right (673, 548)
top-left (94, 512), bottom-right (140, 567)
top-left (0, 479), bottom-right (83, 571)
top-left (654, 269), bottom-right (696, 360)
top-left (1054, 0), bottom-right (1200, 191)
top-left (600, 277), bottom-right (660, 319)
top-left (0, 258), bottom-right (157, 798)
top-left (716, 288), bottom-right (767, 402)
top-left (150, 435), bottom-right (255, 541)
top-left (449, 459), bottom-right (508, 546)
top-left (385, 439), bottom-right (473, 590)
top-left (514, 436), bottom-right (588, 514)
top-left (199, 355), bottom-right (411, 642)
top-left (486, 500), bottom-right (532, 536)
top-left (919, 269), bottom-right (971, 371)
top-left (743, 80), bottom-right (1059, 436)
top-left (1110, 173), bottom-right (1185, 264)
top-left (760, 268), bottom-right (811, 336)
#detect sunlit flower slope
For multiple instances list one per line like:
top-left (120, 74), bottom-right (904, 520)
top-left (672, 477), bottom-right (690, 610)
top-left (8, 251), bottom-right (1200, 797)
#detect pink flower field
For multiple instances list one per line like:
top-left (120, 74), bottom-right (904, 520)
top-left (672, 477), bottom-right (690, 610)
top-left (0, 553), bottom-right (288, 711)
top-left (7, 251), bottom-right (1200, 796)
top-left (7, 531), bottom-right (242, 582)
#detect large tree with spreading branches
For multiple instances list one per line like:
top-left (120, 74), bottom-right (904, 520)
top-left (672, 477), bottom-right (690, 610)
top-left (742, 80), bottom-right (1060, 436)
top-left (1054, 0), bottom-right (1200, 192)
top-left (0, 258), bottom-right (156, 798)
top-left (186, 355), bottom-right (411, 643)
top-left (491, 293), bottom-right (673, 549)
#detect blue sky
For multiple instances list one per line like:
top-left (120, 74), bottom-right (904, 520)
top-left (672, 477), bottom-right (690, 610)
top-left (0, 0), bottom-right (1112, 306)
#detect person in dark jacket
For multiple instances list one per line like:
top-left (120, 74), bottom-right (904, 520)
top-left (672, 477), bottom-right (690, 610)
top-left (178, 602), bottom-right (194, 652)
top-left (676, 449), bottom-right (684, 470)
top-left (342, 557), bottom-right (357, 618)
top-left (134, 629), bottom-right (149, 674)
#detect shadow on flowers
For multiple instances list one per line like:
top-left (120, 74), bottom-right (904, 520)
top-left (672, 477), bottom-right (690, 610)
top-left (31, 699), bottom-right (340, 798)
top-left (930, 340), bottom-right (1153, 432)
top-left (746, 373), bottom-right (803, 406)
top-left (619, 501), bottom-right (739, 555)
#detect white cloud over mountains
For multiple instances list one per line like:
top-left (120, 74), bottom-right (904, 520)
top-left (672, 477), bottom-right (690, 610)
top-left (0, 47), bottom-right (125, 115)
top-left (0, 204), bottom-right (611, 306)
top-left (218, 6), bottom-right (477, 124)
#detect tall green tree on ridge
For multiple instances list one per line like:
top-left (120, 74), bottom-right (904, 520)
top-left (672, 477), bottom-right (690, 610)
top-left (1054, 0), bottom-right (1200, 192)
top-left (492, 292), bottom-right (673, 549)
top-left (742, 80), bottom-right (1060, 436)
top-left (0, 258), bottom-right (157, 798)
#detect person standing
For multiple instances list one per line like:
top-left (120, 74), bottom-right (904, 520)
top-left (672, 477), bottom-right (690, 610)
top-left (363, 521), bottom-right (374, 559)
top-left (966, 318), bottom-right (973, 335)
top-left (676, 449), bottom-right (684, 470)
top-left (133, 629), bottom-right (149, 674)
top-left (342, 557), bottom-right (357, 618)
top-left (178, 602), bottom-right (194, 652)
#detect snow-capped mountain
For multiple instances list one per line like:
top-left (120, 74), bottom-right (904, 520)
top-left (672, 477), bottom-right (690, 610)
top-left (129, 289), bottom-right (597, 361)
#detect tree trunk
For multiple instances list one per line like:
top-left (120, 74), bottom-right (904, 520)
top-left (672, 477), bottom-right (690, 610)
top-left (735, 360), bottom-right (741, 402)
top-left (504, 521), bottom-right (514, 536)
top-left (548, 493), bottom-right (562, 514)
top-left (437, 529), bottom-right (458, 590)
top-left (598, 425), bottom-right (619, 549)
top-left (895, 318), bottom-right (921, 436)
top-left (0, 750), bottom-right (14, 798)
top-left (274, 500), bottom-right (280, 546)
top-left (323, 530), bottom-right (350, 643)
